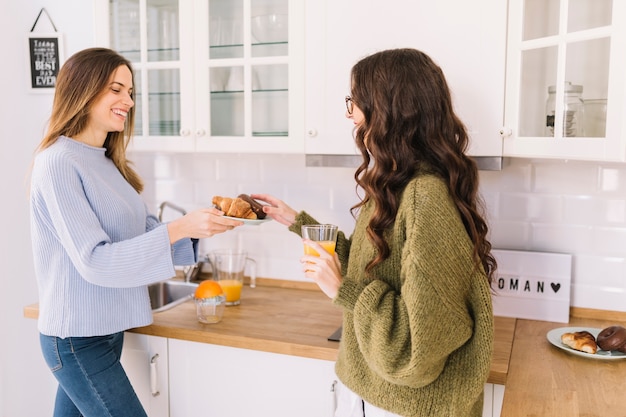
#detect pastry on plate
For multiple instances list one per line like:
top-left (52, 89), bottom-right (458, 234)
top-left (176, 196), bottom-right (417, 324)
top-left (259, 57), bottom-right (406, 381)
top-left (596, 325), bottom-right (626, 353)
top-left (561, 330), bottom-right (598, 354)
top-left (212, 196), bottom-right (256, 220)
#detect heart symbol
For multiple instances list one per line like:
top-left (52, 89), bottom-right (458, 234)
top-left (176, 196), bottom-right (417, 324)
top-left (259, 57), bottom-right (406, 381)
top-left (551, 283), bottom-right (561, 293)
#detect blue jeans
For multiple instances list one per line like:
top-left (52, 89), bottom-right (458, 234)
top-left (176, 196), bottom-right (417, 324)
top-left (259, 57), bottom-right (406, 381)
top-left (40, 332), bottom-right (147, 417)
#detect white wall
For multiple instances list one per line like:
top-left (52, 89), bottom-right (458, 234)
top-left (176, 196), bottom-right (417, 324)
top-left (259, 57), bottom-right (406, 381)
top-left (2, 2), bottom-right (626, 417)
top-left (0, 2), bottom-right (96, 416)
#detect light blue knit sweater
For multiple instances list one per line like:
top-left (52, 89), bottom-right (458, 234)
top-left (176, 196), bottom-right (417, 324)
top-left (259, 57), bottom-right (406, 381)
top-left (30, 136), bottom-right (195, 338)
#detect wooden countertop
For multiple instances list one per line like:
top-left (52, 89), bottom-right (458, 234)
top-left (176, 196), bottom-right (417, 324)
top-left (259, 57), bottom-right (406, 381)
top-left (24, 282), bottom-right (626, 415)
top-left (501, 315), bottom-right (626, 417)
top-left (23, 281), bottom-right (515, 384)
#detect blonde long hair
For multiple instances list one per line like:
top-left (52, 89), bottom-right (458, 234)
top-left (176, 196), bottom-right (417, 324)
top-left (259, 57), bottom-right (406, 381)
top-left (36, 47), bottom-right (143, 193)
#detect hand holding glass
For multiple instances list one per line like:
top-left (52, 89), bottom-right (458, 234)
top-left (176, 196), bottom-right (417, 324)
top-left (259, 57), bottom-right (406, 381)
top-left (301, 224), bottom-right (338, 256)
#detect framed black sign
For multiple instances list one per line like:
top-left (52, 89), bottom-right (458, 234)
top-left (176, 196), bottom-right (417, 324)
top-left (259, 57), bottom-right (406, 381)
top-left (28, 33), bottom-right (63, 91)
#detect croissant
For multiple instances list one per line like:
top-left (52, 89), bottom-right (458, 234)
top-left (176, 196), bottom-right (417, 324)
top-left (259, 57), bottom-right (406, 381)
top-left (212, 196), bottom-right (233, 213)
top-left (561, 330), bottom-right (598, 354)
top-left (212, 196), bottom-right (257, 220)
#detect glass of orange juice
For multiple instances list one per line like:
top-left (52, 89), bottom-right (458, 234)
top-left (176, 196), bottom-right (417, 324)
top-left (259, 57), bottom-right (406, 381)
top-left (301, 224), bottom-right (338, 256)
top-left (210, 250), bottom-right (256, 306)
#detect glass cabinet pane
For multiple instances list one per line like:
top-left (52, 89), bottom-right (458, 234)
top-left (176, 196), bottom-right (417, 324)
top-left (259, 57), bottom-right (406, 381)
top-left (523, 0), bottom-right (559, 40)
top-left (568, 0), bottom-right (612, 32)
top-left (251, 0), bottom-right (288, 57)
top-left (518, 47), bottom-right (557, 137)
top-left (566, 38), bottom-right (610, 137)
top-left (133, 71), bottom-right (143, 136)
top-left (148, 69), bottom-right (181, 136)
top-left (211, 92), bottom-right (244, 136)
top-left (146, 0), bottom-right (180, 61)
top-left (209, 0), bottom-right (244, 59)
top-left (110, 0), bottom-right (140, 61)
top-left (211, 66), bottom-right (244, 136)
top-left (252, 64), bottom-right (288, 136)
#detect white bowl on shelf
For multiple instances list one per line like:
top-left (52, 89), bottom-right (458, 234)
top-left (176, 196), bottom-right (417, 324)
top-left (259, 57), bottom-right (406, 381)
top-left (251, 14), bottom-right (288, 43)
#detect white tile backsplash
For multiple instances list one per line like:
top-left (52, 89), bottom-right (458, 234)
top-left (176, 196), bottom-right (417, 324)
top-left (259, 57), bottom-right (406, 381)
top-left (132, 153), bottom-right (626, 313)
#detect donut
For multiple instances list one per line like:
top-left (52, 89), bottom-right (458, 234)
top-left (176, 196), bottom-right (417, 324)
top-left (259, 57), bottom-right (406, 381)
top-left (596, 325), bottom-right (626, 352)
top-left (238, 194), bottom-right (266, 219)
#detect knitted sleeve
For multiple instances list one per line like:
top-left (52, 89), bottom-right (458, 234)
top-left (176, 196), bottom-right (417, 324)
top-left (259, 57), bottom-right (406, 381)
top-left (335, 176), bottom-right (478, 388)
top-left (31, 148), bottom-right (179, 288)
top-left (145, 207), bottom-right (196, 266)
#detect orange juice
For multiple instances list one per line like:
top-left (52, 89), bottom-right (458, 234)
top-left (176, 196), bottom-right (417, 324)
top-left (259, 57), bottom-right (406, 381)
top-left (218, 279), bottom-right (243, 304)
top-left (304, 240), bottom-right (336, 256)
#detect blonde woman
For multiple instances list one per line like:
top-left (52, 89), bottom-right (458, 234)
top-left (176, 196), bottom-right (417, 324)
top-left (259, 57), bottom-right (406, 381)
top-left (30, 47), bottom-right (242, 417)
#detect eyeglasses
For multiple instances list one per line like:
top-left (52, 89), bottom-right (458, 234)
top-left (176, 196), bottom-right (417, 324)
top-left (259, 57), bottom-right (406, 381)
top-left (345, 95), bottom-right (354, 115)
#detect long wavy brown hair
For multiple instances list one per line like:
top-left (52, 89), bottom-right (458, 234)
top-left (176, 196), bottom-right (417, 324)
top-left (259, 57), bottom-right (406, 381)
top-left (35, 47), bottom-right (143, 193)
top-left (350, 48), bottom-right (496, 283)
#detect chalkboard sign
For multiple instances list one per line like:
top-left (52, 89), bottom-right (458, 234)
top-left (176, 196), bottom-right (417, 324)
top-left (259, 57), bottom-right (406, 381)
top-left (28, 34), bottom-right (63, 91)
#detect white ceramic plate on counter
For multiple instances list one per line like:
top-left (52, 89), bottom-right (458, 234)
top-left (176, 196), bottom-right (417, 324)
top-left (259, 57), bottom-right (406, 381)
top-left (546, 327), bottom-right (626, 360)
top-left (223, 216), bottom-right (271, 225)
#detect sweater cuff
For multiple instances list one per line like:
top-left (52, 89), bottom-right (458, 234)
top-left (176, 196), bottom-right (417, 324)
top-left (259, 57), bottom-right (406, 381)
top-left (333, 277), bottom-right (365, 312)
top-left (287, 211), bottom-right (319, 236)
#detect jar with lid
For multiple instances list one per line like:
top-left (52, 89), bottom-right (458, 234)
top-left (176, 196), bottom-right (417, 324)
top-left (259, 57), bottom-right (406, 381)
top-left (545, 82), bottom-right (584, 137)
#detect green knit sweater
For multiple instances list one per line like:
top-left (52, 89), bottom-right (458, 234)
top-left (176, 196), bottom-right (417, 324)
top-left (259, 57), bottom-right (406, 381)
top-left (290, 173), bottom-right (494, 417)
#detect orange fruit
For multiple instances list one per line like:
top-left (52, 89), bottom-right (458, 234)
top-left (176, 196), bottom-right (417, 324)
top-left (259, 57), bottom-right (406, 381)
top-left (194, 280), bottom-right (224, 299)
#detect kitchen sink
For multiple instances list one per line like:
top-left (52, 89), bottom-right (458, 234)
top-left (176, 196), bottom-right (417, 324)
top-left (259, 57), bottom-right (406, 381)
top-left (148, 279), bottom-right (198, 312)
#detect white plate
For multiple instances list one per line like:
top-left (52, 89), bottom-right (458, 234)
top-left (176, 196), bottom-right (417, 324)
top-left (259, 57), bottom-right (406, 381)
top-left (546, 327), bottom-right (626, 360)
top-left (223, 215), bottom-right (271, 225)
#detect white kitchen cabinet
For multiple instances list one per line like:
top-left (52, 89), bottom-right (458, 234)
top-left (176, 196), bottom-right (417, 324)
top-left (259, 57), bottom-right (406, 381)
top-left (168, 338), bottom-right (337, 417)
top-left (482, 383), bottom-right (505, 417)
top-left (94, 0), bottom-right (305, 154)
top-left (121, 333), bottom-right (170, 417)
top-left (122, 334), bottom-right (502, 417)
top-left (502, 0), bottom-right (626, 161)
top-left (304, 0), bottom-right (507, 157)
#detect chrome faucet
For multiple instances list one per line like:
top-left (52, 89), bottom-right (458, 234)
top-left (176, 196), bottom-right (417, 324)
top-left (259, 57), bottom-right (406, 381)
top-left (157, 201), bottom-right (207, 282)
top-left (158, 201), bottom-right (187, 220)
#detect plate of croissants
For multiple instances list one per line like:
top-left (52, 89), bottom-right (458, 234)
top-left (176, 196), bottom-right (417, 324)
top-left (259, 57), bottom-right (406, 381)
top-left (547, 325), bottom-right (626, 360)
top-left (212, 194), bottom-right (272, 225)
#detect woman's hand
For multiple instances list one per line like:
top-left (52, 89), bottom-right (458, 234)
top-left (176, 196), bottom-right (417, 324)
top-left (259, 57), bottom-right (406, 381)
top-left (301, 239), bottom-right (343, 299)
top-left (166, 207), bottom-right (242, 243)
top-left (251, 193), bottom-right (297, 226)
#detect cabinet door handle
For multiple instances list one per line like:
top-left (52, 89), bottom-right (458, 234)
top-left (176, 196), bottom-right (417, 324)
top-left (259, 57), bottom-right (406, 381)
top-left (307, 128), bottom-right (318, 137)
top-left (499, 127), bottom-right (512, 138)
top-left (150, 353), bottom-right (160, 397)
top-left (330, 380), bottom-right (337, 416)
top-left (196, 129), bottom-right (206, 137)
top-left (180, 128), bottom-right (191, 137)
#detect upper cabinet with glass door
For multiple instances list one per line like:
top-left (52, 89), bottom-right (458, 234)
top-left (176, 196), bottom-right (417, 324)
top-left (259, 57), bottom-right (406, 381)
top-left (195, 0), bottom-right (304, 153)
top-left (502, 0), bottom-right (626, 161)
top-left (95, 0), bottom-right (304, 153)
top-left (102, 0), bottom-right (195, 152)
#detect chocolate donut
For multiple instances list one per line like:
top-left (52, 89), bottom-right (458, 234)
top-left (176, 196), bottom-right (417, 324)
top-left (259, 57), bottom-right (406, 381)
top-left (596, 325), bottom-right (626, 352)
top-left (238, 194), bottom-right (266, 219)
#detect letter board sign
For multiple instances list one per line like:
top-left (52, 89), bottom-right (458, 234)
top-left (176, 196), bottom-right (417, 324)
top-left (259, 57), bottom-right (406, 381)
top-left (491, 249), bottom-right (572, 323)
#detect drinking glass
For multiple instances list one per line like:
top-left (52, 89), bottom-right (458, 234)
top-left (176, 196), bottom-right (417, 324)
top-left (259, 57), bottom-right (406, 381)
top-left (209, 250), bottom-right (256, 305)
top-left (301, 224), bottom-right (338, 256)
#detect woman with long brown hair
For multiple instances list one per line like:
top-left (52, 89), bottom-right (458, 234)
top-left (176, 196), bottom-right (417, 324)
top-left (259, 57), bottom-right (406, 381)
top-left (254, 48), bottom-right (496, 416)
top-left (30, 48), bottom-right (242, 417)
